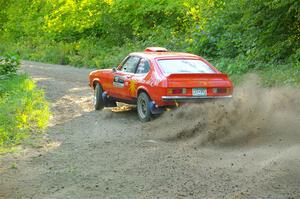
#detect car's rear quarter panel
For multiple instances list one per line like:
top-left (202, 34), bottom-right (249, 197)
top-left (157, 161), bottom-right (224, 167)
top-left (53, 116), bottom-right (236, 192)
top-left (89, 69), bottom-right (113, 91)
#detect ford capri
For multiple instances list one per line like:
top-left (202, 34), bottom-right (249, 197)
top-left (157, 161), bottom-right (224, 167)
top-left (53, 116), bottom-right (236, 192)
top-left (89, 47), bottom-right (233, 122)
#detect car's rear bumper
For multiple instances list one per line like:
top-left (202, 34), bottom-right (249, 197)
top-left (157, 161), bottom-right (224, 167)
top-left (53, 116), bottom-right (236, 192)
top-left (162, 95), bottom-right (232, 102)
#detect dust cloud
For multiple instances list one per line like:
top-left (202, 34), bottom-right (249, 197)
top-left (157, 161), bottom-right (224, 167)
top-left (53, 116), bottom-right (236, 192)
top-left (145, 74), bottom-right (300, 147)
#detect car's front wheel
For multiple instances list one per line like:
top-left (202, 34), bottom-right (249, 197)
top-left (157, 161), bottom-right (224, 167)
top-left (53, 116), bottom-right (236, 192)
top-left (93, 83), bottom-right (104, 110)
top-left (137, 92), bottom-right (152, 122)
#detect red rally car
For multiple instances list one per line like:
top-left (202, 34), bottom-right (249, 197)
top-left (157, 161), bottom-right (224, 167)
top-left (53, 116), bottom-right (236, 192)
top-left (89, 47), bottom-right (233, 122)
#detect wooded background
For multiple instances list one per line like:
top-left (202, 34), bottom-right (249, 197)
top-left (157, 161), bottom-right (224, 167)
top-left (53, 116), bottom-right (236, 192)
top-left (0, 0), bottom-right (299, 84)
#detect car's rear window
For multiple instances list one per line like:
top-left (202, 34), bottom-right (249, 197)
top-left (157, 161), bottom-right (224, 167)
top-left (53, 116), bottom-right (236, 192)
top-left (157, 59), bottom-right (216, 74)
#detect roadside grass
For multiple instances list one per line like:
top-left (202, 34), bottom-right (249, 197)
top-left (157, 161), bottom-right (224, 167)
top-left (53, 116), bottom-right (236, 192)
top-left (0, 74), bottom-right (50, 153)
top-left (213, 58), bottom-right (300, 87)
top-left (258, 64), bottom-right (300, 87)
top-left (228, 67), bottom-right (300, 88)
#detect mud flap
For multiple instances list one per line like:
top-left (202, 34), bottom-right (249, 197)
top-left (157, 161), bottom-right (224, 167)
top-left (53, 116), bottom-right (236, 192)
top-left (102, 92), bottom-right (117, 107)
top-left (149, 101), bottom-right (164, 115)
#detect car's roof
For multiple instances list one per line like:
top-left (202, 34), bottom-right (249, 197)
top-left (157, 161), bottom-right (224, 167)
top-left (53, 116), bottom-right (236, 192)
top-left (130, 52), bottom-right (201, 60)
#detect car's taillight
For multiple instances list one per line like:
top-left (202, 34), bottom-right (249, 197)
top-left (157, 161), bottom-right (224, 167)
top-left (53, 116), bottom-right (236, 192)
top-left (227, 88), bottom-right (233, 94)
top-left (168, 88), bottom-right (186, 94)
top-left (212, 88), bottom-right (228, 94)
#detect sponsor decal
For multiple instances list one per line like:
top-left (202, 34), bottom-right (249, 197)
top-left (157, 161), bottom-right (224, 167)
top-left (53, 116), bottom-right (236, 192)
top-left (113, 76), bottom-right (125, 88)
top-left (129, 79), bottom-right (137, 95)
top-left (113, 82), bottom-right (124, 88)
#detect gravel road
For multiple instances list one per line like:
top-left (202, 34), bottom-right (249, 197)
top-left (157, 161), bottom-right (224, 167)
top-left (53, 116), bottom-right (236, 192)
top-left (0, 61), bottom-right (300, 199)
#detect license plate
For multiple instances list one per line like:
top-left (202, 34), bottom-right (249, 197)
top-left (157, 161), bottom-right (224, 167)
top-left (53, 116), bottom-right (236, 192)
top-left (192, 88), bottom-right (207, 96)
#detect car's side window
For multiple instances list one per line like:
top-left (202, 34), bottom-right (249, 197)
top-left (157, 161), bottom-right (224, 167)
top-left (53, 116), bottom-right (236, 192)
top-left (121, 56), bottom-right (140, 73)
top-left (136, 59), bottom-right (150, 74)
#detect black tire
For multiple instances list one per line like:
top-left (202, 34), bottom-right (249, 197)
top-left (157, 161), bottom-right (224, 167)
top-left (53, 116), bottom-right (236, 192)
top-left (93, 83), bottom-right (104, 110)
top-left (137, 92), bottom-right (152, 122)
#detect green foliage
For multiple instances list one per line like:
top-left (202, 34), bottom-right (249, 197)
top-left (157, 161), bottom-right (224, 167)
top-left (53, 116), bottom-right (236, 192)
top-left (213, 58), bottom-right (300, 87)
top-left (0, 54), bottom-right (20, 76)
top-left (0, 74), bottom-right (50, 149)
top-left (258, 63), bottom-right (300, 87)
top-left (0, 53), bottom-right (49, 150)
top-left (0, 0), bottom-right (299, 86)
top-left (212, 56), bottom-right (251, 75)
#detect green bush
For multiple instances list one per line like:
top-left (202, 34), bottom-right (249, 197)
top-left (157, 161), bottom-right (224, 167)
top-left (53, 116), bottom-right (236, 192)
top-left (0, 54), bottom-right (20, 76)
top-left (213, 56), bottom-right (252, 75)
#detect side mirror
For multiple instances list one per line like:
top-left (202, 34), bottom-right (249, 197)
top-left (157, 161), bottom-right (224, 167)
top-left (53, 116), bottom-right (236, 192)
top-left (112, 67), bottom-right (117, 72)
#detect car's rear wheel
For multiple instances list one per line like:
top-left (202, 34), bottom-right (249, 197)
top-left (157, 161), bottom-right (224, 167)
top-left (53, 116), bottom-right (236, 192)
top-left (137, 92), bottom-right (152, 122)
top-left (94, 83), bottom-right (104, 110)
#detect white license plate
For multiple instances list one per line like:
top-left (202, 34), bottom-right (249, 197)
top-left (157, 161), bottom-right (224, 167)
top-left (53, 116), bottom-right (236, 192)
top-left (192, 88), bottom-right (207, 96)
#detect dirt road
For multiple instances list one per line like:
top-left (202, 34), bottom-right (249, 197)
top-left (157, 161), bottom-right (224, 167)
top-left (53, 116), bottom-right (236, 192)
top-left (0, 61), bottom-right (300, 199)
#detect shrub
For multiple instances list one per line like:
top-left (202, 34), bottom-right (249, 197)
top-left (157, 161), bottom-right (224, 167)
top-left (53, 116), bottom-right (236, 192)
top-left (0, 54), bottom-right (20, 76)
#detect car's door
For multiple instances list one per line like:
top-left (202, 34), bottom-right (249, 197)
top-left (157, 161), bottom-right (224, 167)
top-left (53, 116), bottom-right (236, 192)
top-left (110, 56), bottom-right (140, 100)
top-left (129, 58), bottom-right (151, 98)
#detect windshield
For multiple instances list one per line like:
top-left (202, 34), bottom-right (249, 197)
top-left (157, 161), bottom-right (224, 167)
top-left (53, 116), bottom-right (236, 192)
top-left (157, 59), bottom-right (216, 74)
